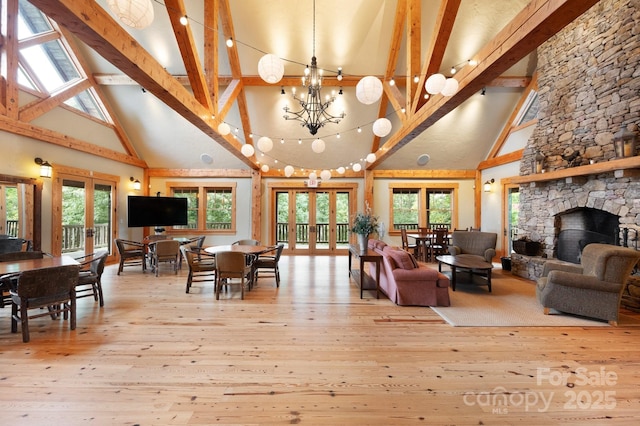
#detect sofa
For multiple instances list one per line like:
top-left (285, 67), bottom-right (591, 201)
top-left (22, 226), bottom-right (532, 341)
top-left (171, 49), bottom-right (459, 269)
top-left (536, 243), bottom-right (640, 325)
top-left (448, 231), bottom-right (497, 263)
top-left (367, 239), bottom-right (450, 306)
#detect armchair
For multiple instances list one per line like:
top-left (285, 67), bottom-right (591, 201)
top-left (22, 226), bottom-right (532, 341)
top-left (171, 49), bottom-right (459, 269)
top-left (448, 231), bottom-right (497, 263)
top-left (536, 243), bottom-right (640, 325)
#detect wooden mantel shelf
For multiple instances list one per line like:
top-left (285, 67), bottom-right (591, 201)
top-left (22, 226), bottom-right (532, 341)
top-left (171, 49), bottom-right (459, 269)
top-left (510, 156), bottom-right (640, 184)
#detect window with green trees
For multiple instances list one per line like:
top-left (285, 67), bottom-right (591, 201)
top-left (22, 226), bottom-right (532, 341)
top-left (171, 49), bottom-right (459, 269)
top-left (170, 183), bottom-right (236, 232)
top-left (389, 184), bottom-right (457, 233)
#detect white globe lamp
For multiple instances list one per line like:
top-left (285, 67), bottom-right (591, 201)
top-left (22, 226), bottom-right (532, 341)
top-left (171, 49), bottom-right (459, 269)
top-left (372, 118), bottom-right (392, 137)
top-left (352, 163), bottom-right (362, 172)
top-left (320, 170), bottom-right (332, 181)
top-left (337, 167), bottom-right (346, 175)
top-left (311, 138), bottom-right (325, 153)
top-left (356, 76), bottom-right (383, 105)
top-left (366, 153), bottom-right (377, 163)
top-left (240, 144), bottom-right (255, 157)
top-left (257, 136), bottom-right (273, 153)
top-left (258, 54), bottom-right (284, 84)
top-left (261, 164), bottom-right (270, 173)
top-left (107, 0), bottom-right (155, 29)
top-left (425, 73), bottom-right (446, 95)
top-left (217, 122), bottom-right (231, 135)
top-left (284, 165), bottom-right (295, 177)
top-left (441, 78), bottom-right (459, 96)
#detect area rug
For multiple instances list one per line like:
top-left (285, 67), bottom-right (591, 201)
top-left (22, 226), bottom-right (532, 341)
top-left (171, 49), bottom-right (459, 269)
top-left (430, 278), bottom-right (640, 327)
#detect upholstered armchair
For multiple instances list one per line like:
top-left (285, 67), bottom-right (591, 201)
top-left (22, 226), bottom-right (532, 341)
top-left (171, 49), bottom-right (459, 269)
top-left (536, 243), bottom-right (640, 325)
top-left (448, 231), bottom-right (497, 263)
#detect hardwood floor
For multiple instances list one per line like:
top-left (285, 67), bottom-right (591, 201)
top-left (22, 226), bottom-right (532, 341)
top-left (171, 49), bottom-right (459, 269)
top-left (1, 255), bottom-right (639, 425)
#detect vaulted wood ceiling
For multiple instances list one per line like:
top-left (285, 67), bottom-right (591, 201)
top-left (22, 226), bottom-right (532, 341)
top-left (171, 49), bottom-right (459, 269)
top-left (4, 0), bottom-right (601, 175)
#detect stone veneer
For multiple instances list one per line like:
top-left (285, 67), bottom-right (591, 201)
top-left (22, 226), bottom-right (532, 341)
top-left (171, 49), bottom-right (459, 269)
top-left (513, 0), bottom-right (640, 308)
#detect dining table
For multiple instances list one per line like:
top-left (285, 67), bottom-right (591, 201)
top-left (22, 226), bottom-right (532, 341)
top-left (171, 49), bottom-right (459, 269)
top-left (406, 232), bottom-right (452, 262)
top-left (0, 255), bottom-right (79, 276)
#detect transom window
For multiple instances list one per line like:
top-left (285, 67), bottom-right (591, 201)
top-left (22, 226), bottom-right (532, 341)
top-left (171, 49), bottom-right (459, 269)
top-left (389, 184), bottom-right (457, 233)
top-left (169, 183), bottom-right (237, 233)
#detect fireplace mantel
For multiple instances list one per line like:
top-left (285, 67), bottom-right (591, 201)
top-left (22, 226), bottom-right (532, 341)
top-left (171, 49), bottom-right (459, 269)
top-left (510, 156), bottom-right (640, 184)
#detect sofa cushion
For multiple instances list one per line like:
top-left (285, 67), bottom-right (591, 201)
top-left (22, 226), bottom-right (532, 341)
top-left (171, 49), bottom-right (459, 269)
top-left (386, 248), bottom-right (416, 270)
top-left (408, 252), bottom-right (419, 268)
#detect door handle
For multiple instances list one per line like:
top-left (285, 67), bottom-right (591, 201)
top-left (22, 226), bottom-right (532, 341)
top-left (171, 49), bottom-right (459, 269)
top-left (86, 228), bottom-right (94, 237)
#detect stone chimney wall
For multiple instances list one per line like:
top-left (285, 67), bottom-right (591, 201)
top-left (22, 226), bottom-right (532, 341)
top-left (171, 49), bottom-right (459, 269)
top-left (517, 0), bottom-right (640, 261)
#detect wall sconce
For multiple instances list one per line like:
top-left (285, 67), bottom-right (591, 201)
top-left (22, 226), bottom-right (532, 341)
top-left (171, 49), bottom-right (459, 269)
top-left (130, 177), bottom-right (141, 191)
top-left (613, 126), bottom-right (636, 158)
top-left (533, 151), bottom-right (545, 173)
top-left (483, 178), bottom-right (495, 192)
top-left (34, 157), bottom-right (52, 178)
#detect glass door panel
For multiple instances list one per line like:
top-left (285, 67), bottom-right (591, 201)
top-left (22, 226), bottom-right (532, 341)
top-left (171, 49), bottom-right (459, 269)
top-left (294, 192), bottom-right (309, 251)
top-left (506, 186), bottom-right (520, 254)
top-left (336, 192), bottom-right (350, 250)
top-left (275, 191), bottom-right (290, 249)
top-left (93, 182), bottom-right (113, 255)
top-left (62, 179), bottom-right (86, 257)
top-left (314, 191), bottom-right (329, 251)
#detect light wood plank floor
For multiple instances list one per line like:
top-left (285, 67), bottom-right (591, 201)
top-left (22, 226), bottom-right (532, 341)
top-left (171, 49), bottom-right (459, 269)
top-left (1, 256), bottom-right (639, 425)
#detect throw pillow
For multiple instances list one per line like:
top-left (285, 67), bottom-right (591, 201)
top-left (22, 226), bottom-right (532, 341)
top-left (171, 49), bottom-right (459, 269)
top-left (387, 248), bottom-right (416, 270)
top-left (408, 253), bottom-right (419, 268)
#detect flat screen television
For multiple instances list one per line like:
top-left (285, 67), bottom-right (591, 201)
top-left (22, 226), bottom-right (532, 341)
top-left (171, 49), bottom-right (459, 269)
top-left (127, 196), bottom-right (188, 227)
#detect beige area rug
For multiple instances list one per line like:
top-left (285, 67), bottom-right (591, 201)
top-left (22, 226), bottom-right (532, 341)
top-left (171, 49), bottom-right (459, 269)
top-left (430, 273), bottom-right (640, 327)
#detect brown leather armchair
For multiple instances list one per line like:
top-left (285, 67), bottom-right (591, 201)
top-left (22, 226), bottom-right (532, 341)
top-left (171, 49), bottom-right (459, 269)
top-left (536, 243), bottom-right (640, 325)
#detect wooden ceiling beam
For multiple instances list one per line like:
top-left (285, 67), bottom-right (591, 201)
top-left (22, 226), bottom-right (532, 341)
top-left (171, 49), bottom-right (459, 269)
top-left (369, 0), bottom-right (602, 169)
top-left (1, 0), bottom-right (19, 120)
top-left (204, 0), bottom-right (219, 116)
top-left (19, 78), bottom-right (92, 122)
top-left (406, 0), bottom-right (421, 114)
top-left (28, 0), bottom-right (257, 169)
top-left (0, 114), bottom-right (147, 168)
top-left (412, 0), bottom-right (461, 113)
top-left (218, 0), bottom-right (253, 146)
top-left (165, 0), bottom-right (213, 111)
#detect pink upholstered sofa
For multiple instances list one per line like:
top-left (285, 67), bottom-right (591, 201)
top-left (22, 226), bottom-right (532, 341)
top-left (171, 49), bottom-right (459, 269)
top-left (367, 239), bottom-right (450, 307)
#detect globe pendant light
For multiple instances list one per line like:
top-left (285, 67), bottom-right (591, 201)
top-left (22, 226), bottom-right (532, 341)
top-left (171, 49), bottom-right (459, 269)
top-left (107, 0), bottom-right (155, 29)
top-left (258, 54), bottom-right (284, 84)
top-left (356, 76), bottom-right (383, 105)
top-left (372, 118), bottom-right (392, 137)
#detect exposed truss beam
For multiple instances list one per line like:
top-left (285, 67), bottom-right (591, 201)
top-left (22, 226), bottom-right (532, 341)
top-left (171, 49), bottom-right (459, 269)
top-left (28, 0), bottom-right (257, 169)
top-left (165, 0), bottom-right (213, 111)
top-left (369, 0), bottom-right (601, 169)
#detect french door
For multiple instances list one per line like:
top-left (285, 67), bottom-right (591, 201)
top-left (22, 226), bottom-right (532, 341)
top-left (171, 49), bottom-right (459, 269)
top-left (271, 184), bottom-right (355, 255)
top-left (503, 184), bottom-right (520, 255)
top-left (52, 169), bottom-right (118, 262)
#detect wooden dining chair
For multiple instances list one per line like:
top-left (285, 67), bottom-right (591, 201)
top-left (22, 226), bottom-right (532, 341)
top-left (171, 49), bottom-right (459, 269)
top-left (215, 251), bottom-right (252, 300)
top-left (400, 229), bottom-right (420, 258)
top-left (75, 251), bottom-right (108, 307)
top-left (115, 239), bottom-right (147, 275)
top-left (254, 244), bottom-right (285, 287)
top-left (181, 245), bottom-right (217, 294)
top-left (0, 251), bottom-right (46, 309)
top-left (10, 264), bottom-right (80, 342)
top-left (429, 228), bottom-right (450, 261)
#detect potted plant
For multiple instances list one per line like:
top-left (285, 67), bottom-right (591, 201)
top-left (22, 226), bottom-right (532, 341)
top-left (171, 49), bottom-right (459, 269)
top-left (350, 206), bottom-right (378, 249)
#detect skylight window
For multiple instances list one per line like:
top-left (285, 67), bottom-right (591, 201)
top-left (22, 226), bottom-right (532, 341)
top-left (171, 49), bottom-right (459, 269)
top-left (17, 0), bottom-right (109, 122)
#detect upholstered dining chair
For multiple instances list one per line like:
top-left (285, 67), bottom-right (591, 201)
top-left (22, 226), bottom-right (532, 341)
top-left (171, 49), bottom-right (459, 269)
top-left (115, 238), bottom-right (147, 275)
top-left (75, 251), bottom-right (108, 307)
top-left (0, 251), bottom-right (46, 309)
top-left (215, 251), bottom-right (252, 300)
top-left (537, 243), bottom-right (640, 325)
top-left (181, 245), bottom-right (217, 294)
top-left (10, 264), bottom-right (80, 342)
top-left (150, 240), bottom-right (181, 276)
top-left (254, 244), bottom-right (285, 287)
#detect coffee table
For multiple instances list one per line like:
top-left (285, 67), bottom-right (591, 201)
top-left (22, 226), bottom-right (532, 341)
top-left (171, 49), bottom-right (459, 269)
top-left (436, 255), bottom-right (493, 292)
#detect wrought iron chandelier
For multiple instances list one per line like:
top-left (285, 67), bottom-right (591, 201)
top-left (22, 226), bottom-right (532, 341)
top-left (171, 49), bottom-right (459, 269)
top-left (283, 0), bottom-right (345, 135)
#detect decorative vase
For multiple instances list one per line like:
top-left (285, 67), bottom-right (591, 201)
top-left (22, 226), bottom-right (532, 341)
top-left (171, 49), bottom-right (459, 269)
top-left (357, 233), bottom-right (369, 250)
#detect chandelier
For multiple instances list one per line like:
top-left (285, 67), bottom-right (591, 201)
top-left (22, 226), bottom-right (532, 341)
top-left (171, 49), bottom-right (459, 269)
top-left (283, 0), bottom-right (345, 135)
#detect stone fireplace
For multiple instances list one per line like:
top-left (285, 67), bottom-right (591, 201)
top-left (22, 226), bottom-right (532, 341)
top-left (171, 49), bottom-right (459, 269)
top-left (511, 0), bottom-right (640, 308)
